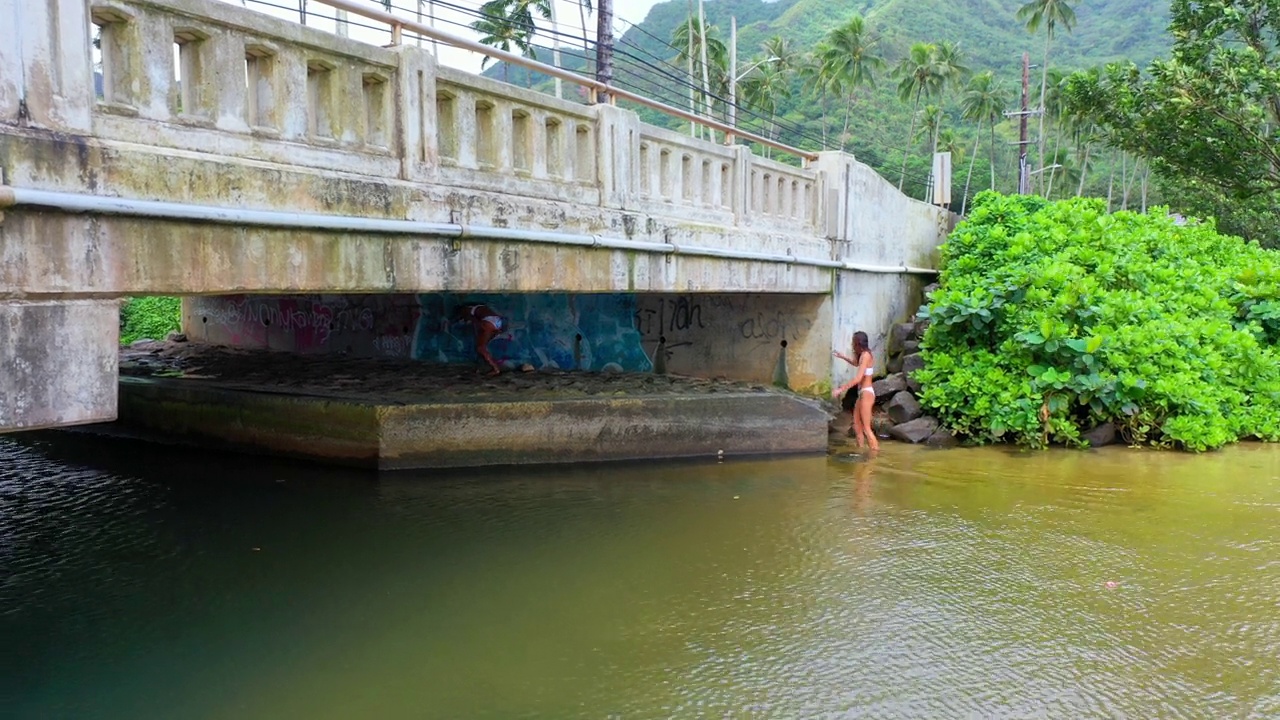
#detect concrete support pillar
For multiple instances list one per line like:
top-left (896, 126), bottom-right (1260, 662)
top-left (1, 299), bottom-right (119, 432)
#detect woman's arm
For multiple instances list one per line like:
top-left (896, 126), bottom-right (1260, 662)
top-left (832, 351), bottom-right (857, 366)
top-left (831, 378), bottom-right (859, 399)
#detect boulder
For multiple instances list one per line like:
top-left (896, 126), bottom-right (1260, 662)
top-left (166, 331), bottom-right (188, 343)
top-left (887, 354), bottom-right (904, 374)
top-left (906, 376), bottom-right (922, 395)
top-left (872, 373), bottom-right (908, 400)
top-left (871, 413), bottom-right (895, 436)
top-left (890, 322), bottom-right (915, 351)
top-left (923, 282), bottom-right (940, 297)
top-left (925, 429), bottom-right (958, 447)
top-left (913, 318), bottom-right (931, 338)
top-left (888, 416), bottom-right (939, 444)
top-left (885, 392), bottom-right (923, 425)
top-left (901, 340), bottom-right (921, 354)
top-left (1083, 422), bottom-right (1118, 448)
top-left (901, 352), bottom-right (925, 375)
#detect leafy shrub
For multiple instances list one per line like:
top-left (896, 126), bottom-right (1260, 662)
top-left (916, 192), bottom-right (1280, 451)
top-left (120, 296), bottom-right (182, 345)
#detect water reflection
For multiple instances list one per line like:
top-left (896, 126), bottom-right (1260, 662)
top-left (2, 434), bottom-right (1279, 719)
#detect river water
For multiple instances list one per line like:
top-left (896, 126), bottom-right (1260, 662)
top-left (2, 435), bottom-right (1279, 719)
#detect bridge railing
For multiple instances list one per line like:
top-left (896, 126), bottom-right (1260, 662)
top-left (10, 0), bottom-right (828, 249)
top-left (433, 66), bottom-right (602, 207)
top-left (84, 0), bottom-right (404, 180)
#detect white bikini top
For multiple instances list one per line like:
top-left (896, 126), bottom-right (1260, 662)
top-left (864, 367), bottom-right (874, 377)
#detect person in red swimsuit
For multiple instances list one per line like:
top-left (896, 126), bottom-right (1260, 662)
top-left (453, 303), bottom-right (506, 376)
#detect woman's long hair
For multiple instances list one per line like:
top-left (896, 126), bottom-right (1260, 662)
top-left (852, 331), bottom-right (870, 361)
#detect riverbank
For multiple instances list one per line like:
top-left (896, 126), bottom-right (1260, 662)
top-left (107, 341), bottom-right (830, 468)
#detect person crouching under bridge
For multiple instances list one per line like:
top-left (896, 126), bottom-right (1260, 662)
top-left (453, 303), bottom-right (506, 376)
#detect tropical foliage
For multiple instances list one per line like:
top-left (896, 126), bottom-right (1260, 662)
top-left (120, 297), bottom-right (182, 345)
top-left (916, 192), bottom-right (1280, 451)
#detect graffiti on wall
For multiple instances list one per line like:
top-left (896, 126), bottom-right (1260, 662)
top-left (189, 294), bottom-right (420, 357)
top-left (412, 293), bottom-right (652, 372)
top-left (191, 293), bottom-right (653, 371)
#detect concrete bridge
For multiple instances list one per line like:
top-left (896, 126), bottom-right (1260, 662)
top-left (0, 0), bottom-right (953, 434)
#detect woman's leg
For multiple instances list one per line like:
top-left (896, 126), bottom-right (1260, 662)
top-left (858, 390), bottom-right (880, 451)
top-left (475, 325), bottom-right (501, 375)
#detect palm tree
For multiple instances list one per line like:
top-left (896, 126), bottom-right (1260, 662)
top-left (472, 2), bottom-right (530, 83)
top-left (797, 52), bottom-right (836, 147)
top-left (959, 71), bottom-right (1010, 212)
top-left (1016, 0), bottom-right (1077, 194)
top-left (820, 15), bottom-right (884, 153)
top-left (1040, 67), bottom-right (1071, 195)
top-left (672, 17), bottom-right (727, 134)
top-left (741, 61), bottom-right (792, 156)
top-left (893, 42), bottom-right (942, 189)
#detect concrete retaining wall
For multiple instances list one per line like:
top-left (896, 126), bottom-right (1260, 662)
top-left (117, 378), bottom-right (829, 469)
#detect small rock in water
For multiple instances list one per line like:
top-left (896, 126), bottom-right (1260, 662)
top-left (520, 363), bottom-right (535, 372)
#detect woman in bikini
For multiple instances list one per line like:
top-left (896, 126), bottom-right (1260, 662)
top-left (832, 331), bottom-right (880, 451)
top-left (453, 303), bottom-right (506, 376)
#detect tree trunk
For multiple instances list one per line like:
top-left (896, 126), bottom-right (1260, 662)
top-left (898, 91), bottom-right (922, 190)
top-left (1140, 165), bottom-right (1149, 212)
top-left (961, 130), bottom-right (982, 215)
top-left (1120, 152), bottom-right (1130, 210)
top-left (819, 92), bottom-right (829, 148)
top-left (1045, 127), bottom-right (1063, 198)
top-left (989, 117), bottom-right (997, 191)
top-left (1106, 158), bottom-right (1115, 212)
top-left (1037, 30), bottom-right (1051, 195)
top-left (1076, 143), bottom-right (1091, 197)
top-left (841, 94), bottom-right (853, 153)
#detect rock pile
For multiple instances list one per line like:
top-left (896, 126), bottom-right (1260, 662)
top-left (870, 312), bottom-right (955, 446)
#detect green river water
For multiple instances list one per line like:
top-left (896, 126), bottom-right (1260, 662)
top-left (2, 435), bottom-right (1278, 719)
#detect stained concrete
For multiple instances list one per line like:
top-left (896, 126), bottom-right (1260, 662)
top-left (0, 300), bottom-right (119, 432)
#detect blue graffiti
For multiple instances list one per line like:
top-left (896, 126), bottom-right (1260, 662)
top-left (412, 293), bottom-right (653, 372)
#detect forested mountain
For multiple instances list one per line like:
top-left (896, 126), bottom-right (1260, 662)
top-left (485, 0), bottom-right (1173, 207)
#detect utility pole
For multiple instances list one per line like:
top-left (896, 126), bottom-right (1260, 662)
top-left (594, 0), bottom-right (613, 103)
top-left (1018, 52), bottom-right (1031, 195)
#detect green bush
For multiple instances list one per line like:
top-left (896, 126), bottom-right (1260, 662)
top-left (916, 192), bottom-right (1280, 451)
top-left (119, 296), bottom-right (182, 345)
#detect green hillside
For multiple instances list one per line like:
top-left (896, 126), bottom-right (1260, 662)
top-left (486, 0), bottom-right (1173, 207)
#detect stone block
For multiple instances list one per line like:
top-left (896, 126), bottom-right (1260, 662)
top-left (901, 352), bottom-right (925, 375)
top-left (913, 319), bottom-right (931, 338)
top-left (1084, 422), bottom-right (1118, 448)
top-left (906, 376), bottom-right (922, 395)
top-left (885, 391), bottom-right (923, 425)
top-left (888, 416), bottom-right (939, 444)
top-left (925, 429), bottom-right (958, 447)
top-left (873, 373), bottom-right (908, 400)
top-left (901, 340), bottom-right (921, 354)
top-left (890, 322), bottom-right (915, 351)
top-left (887, 354), bottom-right (904, 374)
